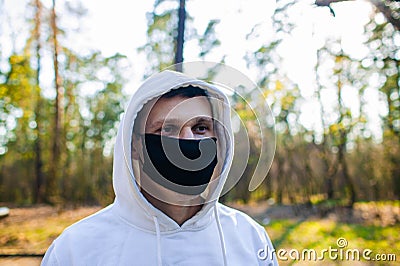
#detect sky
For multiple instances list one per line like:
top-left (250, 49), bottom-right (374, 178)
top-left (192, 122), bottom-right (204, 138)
top-left (2, 0), bottom-right (371, 88)
top-left (1, 0), bottom-right (384, 140)
top-left (80, 0), bottom-right (372, 92)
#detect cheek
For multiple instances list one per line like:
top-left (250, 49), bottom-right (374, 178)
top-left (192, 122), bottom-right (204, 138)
top-left (131, 137), bottom-right (142, 160)
top-left (208, 127), bottom-right (216, 137)
top-left (207, 128), bottom-right (215, 136)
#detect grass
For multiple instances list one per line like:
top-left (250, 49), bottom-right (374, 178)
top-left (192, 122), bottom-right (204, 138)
top-left (265, 218), bottom-right (400, 265)
top-left (0, 206), bottom-right (101, 255)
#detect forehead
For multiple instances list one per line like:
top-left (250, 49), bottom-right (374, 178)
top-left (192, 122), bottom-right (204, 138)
top-left (136, 96), bottom-right (213, 132)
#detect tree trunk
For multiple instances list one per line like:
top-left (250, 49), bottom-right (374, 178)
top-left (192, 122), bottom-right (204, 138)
top-left (338, 138), bottom-right (356, 205)
top-left (320, 148), bottom-right (336, 200)
top-left (33, 0), bottom-right (45, 203)
top-left (174, 0), bottom-right (186, 72)
top-left (336, 67), bottom-right (356, 206)
top-left (275, 155), bottom-right (284, 204)
top-left (47, 0), bottom-right (63, 203)
top-left (315, 49), bottom-right (337, 200)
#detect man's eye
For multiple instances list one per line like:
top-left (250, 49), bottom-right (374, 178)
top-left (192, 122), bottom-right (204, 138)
top-left (161, 125), bottom-right (178, 134)
top-left (194, 125), bottom-right (209, 133)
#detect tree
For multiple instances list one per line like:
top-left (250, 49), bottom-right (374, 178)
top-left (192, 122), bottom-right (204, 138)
top-left (244, 0), bottom-right (304, 204)
top-left (31, 0), bottom-right (45, 203)
top-left (0, 0), bottom-right (128, 205)
top-left (362, 10), bottom-right (400, 198)
top-left (139, 0), bottom-right (221, 75)
top-left (0, 54), bottom-right (37, 203)
top-left (315, 0), bottom-right (400, 30)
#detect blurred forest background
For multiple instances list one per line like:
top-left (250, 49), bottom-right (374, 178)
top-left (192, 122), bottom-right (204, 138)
top-left (0, 0), bottom-right (399, 209)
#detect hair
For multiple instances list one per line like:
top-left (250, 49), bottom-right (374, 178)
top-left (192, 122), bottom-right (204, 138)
top-left (133, 85), bottom-right (209, 135)
top-left (160, 85), bottom-right (208, 99)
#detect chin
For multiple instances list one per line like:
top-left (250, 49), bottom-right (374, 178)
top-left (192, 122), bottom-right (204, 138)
top-left (139, 176), bottom-right (204, 206)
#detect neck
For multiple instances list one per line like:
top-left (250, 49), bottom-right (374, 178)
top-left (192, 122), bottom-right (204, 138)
top-left (141, 189), bottom-right (203, 226)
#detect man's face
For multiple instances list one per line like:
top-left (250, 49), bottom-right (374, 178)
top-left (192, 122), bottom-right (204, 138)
top-left (131, 95), bottom-right (216, 203)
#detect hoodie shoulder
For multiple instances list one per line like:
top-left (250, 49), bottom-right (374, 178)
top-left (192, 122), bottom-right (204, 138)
top-left (55, 204), bottom-right (129, 245)
top-left (216, 203), bottom-right (278, 265)
top-left (217, 203), bottom-right (265, 230)
top-left (42, 204), bottom-right (129, 265)
top-left (216, 202), bottom-right (273, 246)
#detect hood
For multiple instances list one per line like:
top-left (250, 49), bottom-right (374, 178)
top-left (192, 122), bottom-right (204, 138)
top-left (112, 70), bottom-right (234, 232)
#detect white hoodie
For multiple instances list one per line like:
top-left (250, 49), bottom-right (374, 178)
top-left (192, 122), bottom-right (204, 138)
top-left (41, 70), bottom-right (278, 266)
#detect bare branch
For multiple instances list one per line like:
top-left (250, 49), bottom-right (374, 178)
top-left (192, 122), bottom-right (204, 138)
top-left (315, 0), bottom-right (352, 7)
top-left (315, 0), bottom-right (400, 30)
top-left (315, 0), bottom-right (354, 16)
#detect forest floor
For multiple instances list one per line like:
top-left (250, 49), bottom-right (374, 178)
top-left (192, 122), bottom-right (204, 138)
top-left (0, 205), bottom-right (101, 266)
top-left (0, 201), bottom-right (399, 265)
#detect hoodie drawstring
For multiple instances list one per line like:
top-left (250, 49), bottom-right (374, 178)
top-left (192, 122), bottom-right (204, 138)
top-left (153, 216), bottom-right (162, 266)
top-left (214, 206), bottom-right (228, 266)
top-left (153, 209), bottom-right (227, 266)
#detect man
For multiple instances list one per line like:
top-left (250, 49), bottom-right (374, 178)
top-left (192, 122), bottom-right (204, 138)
top-left (42, 70), bottom-right (278, 265)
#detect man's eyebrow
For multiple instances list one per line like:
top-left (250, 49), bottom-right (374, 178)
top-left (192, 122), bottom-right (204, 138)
top-left (194, 117), bottom-right (214, 123)
top-left (146, 117), bottom-right (213, 129)
top-left (146, 118), bottom-right (180, 129)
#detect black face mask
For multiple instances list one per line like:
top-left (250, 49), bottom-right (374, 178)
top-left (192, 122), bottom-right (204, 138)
top-left (140, 134), bottom-right (218, 195)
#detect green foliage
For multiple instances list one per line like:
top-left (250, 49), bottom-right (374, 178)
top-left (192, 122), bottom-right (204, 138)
top-left (0, 1), bottom-right (128, 205)
top-left (198, 19), bottom-right (221, 58)
top-left (138, 0), bottom-right (222, 74)
top-left (238, 0), bottom-right (400, 205)
top-left (138, 1), bottom-right (180, 74)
